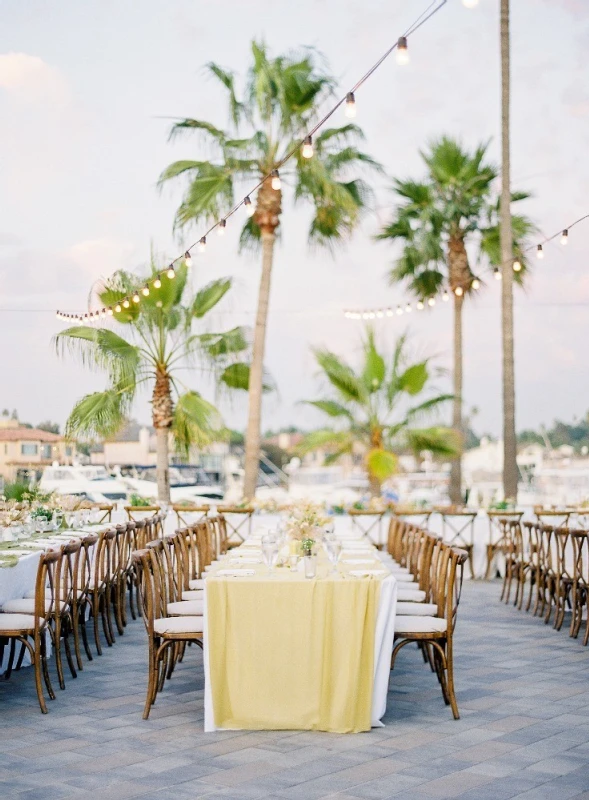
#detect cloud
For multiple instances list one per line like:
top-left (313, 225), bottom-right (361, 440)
top-left (0, 52), bottom-right (71, 107)
top-left (0, 232), bottom-right (22, 247)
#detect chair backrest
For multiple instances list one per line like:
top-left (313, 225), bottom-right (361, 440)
top-left (93, 529), bottom-right (117, 589)
top-left (91, 503), bottom-right (114, 523)
top-left (56, 539), bottom-right (82, 615)
top-left (79, 533), bottom-right (98, 600)
top-left (125, 505), bottom-right (161, 521)
top-left (34, 550), bottom-right (61, 629)
top-left (146, 537), bottom-right (179, 604)
top-left (430, 545), bottom-right (468, 631)
top-left (133, 548), bottom-right (167, 633)
top-left (571, 530), bottom-right (589, 587)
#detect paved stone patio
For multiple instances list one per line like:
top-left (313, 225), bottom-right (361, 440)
top-left (1, 581), bottom-right (589, 799)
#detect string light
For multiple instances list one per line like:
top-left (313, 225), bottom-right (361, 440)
top-left (244, 196), bottom-right (254, 217)
top-left (443, 290), bottom-right (449, 302)
top-left (513, 259), bottom-right (522, 272)
top-left (462, 0), bottom-right (478, 7)
top-left (107, 307), bottom-right (114, 316)
top-left (153, 277), bottom-right (162, 289)
top-left (472, 278), bottom-right (480, 289)
top-left (184, 251), bottom-right (192, 268)
top-left (199, 236), bottom-right (207, 252)
top-left (271, 170), bottom-right (281, 190)
top-left (396, 305), bottom-right (403, 315)
top-left (345, 92), bottom-right (356, 118)
top-left (405, 303), bottom-right (412, 313)
top-left (132, 292), bottom-right (140, 304)
top-left (494, 267), bottom-right (502, 280)
top-left (416, 301), bottom-right (425, 310)
top-left (123, 299), bottom-right (130, 308)
top-left (455, 286), bottom-right (463, 297)
top-left (167, 265), bottom-right (176, 279)
top-left (376, 310), bottom-right (384, 318)
top-left (56, 2), bottom-right (506, 326)
top-left (115, 303), bottom-right (122, 313)
top-left (101, 309), bottom-right (107, 319)
top-left (537, 244), bottom-right (544, 259)
top-left (561, 229), bottom-right (568, 245)
top-left (142, 284), bottom-right (150, 297)
top-left (396, 37), bottom-right (409, 65)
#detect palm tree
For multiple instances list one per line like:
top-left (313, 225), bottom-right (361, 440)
top-left (55, 263), bottom-right (250, 502)
top-left (298, 330), bottom-right (459, 497)
top-left (377, 136), bottom-right (534, 504)
top-left (499, 0), bottom-right (518, 502)
top-left (159, 41), bottom-right (381, 500)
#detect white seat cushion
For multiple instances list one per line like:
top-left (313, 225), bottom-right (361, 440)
top-left (396, 602), bottom-right (438, 616)
top-left (0, 613), bottom-right (38, 632)
top-left (397, 588), bottom-right (426, 602)
top-left (2, 598), bottom-right (52, 615)
top-left (153, 616), bottom-right (203, 636)
top-left (167, 600), bottom-right (204, 616)
top-left (390, 566), bottom-right (410, 574)
top-left (188, 579), bottom-right (205, 590)
top-left (392, 574), bottom-right (415, 583)
top-left (395, 616), bottom-right (447, 634)
top-left (181, 590), bottom-right (203, 601)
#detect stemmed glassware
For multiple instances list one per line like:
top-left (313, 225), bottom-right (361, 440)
top-left (325, 539), bottom-right (342, 575)
top-left (262, 535), bottom-right (279, 576)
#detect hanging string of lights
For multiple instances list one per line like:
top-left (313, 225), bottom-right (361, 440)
top-left (55, 0), bottom-right (448, 324)
top-left (342, 211), bottom-right (589, 321)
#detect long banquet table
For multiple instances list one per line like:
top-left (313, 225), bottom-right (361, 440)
top-left (203, 528), bottom-right (398, 734)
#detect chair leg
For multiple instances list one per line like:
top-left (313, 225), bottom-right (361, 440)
top-left (525, 568), bottom-right (535, 612)
top-left (4, 638), bottom-right (17, 680)
top-left (29, 638), bottom-right (48, 714)
top-left (92, 593), bottom-right (103, 655)
top-left (71, 602), bottom-right (84, 670)
top-left (63, 622), bottom-right (77, 680)
top-left (52, 619), bottom-right (66, 691)
top-left (445, 639), bottom-right (460, 720)
top-left (40, 633), bottom-right (55, 701)
top-left (80, 603), bottom-right (93, 661)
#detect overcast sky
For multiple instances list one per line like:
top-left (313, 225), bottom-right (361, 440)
top-left (1, 0), bottom-right (588, 438)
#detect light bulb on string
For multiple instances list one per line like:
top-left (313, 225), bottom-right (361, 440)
top-left (199, 236), bottom-right (207, 252)
top-left (513, 259), bottom-right (522, 272)
top-left (462, 0), bottom-right (479, 7)
top-left (427, 297), bottom-right (436, 307)
top-left (142, 285), bottom-right (150, 297)
top-left (167, 265), bottom-right (176, 279)
top-left (123, 299), bottom-right (130, 308)
top-left (537, 244), bottom-right (544, 259)
top-left (101, 309), bottom-right (107, 319)
top-left (405, 303), bottom-right (412, 313)
top-left (472, 278), bottom-right (480, 290)
top-left (153, 277), bottom-right (162, 289)
top-left (376, 310), bottom-right (384, 318)
top-left (494, 267), bottom-right (502, 280)
top-left (396, 37), bottom-right (409, 65)
top-left (561, 229), bottom-right (568, 245)
top-left (184, 251), bottom-right (192, 268)
top-left (244, 197), bottom-right (255, 217)
top-left (132, 292), bottom-right (140, 304)
top-left (443, 290), bottom-right (449, 302)
top-left (107, 307), bottom-right (114, 316)
top-left (345, 92), bottom-right (356, 118)
top-left (455, 286), bottom-right (464, 297)
top-left (115, 304), bottom-right (122, 313)
top-left (396, 305), bottom-right (403, 316)
top-left (218, 219), bottom-right (227, 236)
top-left (386, 308), bottom-right (394, 317)
top-left (271, 170), bottom-right (281, 190)
top-left (55, 312), bottom-right (60, 320)
top-left (302, 135), bottom-right (313, 159)
top-left (416, 300), bottom-right (424, 311)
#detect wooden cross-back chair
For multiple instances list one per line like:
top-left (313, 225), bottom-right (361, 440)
top-left (133, 548), bottom-right (203, 719)
top-left (90, 503), bottom-right (114, 524)
top-left (0, 550), bottom-right (59, 713)
top-left (125, 505), bottom-right (161, 522)
top-left (570, 530), bottom-right (589, 644)
top-left (392, 544), bottom-right (468, 719)
top-left (173, 504), bottom-right (209, 529)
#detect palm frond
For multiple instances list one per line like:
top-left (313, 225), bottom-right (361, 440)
top-left (404, 426), bottom-right (461, 457)
top-left (65, 390), bottom-right (128, 440)
top-left (297, 429), bottom-right (354, 456)
top-left (191, 278), bottom-right (232, 318)
top-left (55, 326), bottom-right (141, 389)
top-left (313, 348), bottom-right (366, 404)
top-left (205, 63), bottom-right (244, 127)
top-left (172, 390), bottom-right (223, 458)
top-left (301, 400), bottom-right (354, 420)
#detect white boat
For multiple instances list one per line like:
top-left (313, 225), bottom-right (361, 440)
top-left (120, 465), bottom-right (224, 503)
top-left (39, 464), bottom-right (129, 503)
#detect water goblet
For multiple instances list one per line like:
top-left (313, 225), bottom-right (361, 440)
top-left (262, 543), bottom-right (279, 576)
top-left (326, 540), bottom-right (342, 575)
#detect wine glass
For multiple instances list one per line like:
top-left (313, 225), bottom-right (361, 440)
top-left (262, 543), bottom-right (278, 575)
top-left (326, 540), bottom-right (342, 575)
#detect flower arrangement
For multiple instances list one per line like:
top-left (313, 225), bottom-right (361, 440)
top-left (285, 500), bottom-right (329, 542)
top-left (251, 497), bottom-right (280, 514)
top-left (0, 500), bottom-right (28, 528)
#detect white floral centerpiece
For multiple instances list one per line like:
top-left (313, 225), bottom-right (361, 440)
top-left (285, 500), bottom-right (330, 555)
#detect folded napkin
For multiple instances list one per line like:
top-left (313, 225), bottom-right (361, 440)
top-left (229, 557), bottom-right (261, 564)
top-left (0, 555), bottom-right (19, 568)
top-left (349, 569), bottom-right (388, 577)
top-left (215, 568), bottom-right (256, 577)
top-left (342, 558), bottom-right (378, 565)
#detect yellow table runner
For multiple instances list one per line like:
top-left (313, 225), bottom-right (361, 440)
top-left (207, 556), bottom-right (382, 733)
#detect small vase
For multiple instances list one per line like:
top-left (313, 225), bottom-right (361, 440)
top-left (303, 554), bottom-right (317, 579)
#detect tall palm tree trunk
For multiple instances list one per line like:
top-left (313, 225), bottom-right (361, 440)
top-left (153, 369), bottom-right (173, 503)
top-left (243, 230), bottom-right (276, 499)
top-left (500, 0), bottom-right (518, 502)
top-left (449, 293), bottom-right (463, 505)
